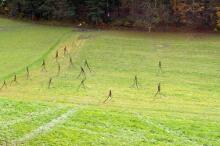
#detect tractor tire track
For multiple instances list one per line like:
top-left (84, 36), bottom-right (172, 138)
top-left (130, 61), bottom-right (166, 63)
top-left (15, 108), bottom-right (79, 143)
top-left (0, 106), bottom-right (65, 128)
top-left (135, 113), bottom-right (201, 146)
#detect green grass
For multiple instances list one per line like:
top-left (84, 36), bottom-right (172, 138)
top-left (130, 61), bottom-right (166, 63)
top-left (0, 18), bottom-right (71, 79)
top-left (0, 17), bottom-right (219, 146)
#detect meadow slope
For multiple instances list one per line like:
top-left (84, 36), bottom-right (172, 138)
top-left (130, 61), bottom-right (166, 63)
top-left (0, 17), bottom-right (219, 146)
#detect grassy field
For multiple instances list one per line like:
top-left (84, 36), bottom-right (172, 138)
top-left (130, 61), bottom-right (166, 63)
top-left (0, 17), bottom-right (219, 146)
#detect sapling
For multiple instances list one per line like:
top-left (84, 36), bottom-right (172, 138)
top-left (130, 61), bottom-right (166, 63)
top-left (159, 61), bottom-right (162, 72)
top-left (154, 83), bottom-right (161, 97)
top-left (131, 75), bottom-right (139, 88)
top-left (55, 50), bottom-right (59, 61)
top-left (48, 77), bottom-right (52, 89)
top-left (10, 74), bottom-right (18, 85)
top-left (1, 80), bottom-right (7, 89)
top-left (84, 60), bottom-right (91, 72)
top-left (64, 46), bottom-right (68, 56)
top-left (57, 63), bottom-right (61, 76)
top-left (77, 67), bottom-right (86, 79)
top-left (69, 56), bottom-right (73, 66)
top-left (103, 90), bottom-right (112, 103)
top-left (79, 78), bottom-right (86, 89)
top-left (41, 59), bottom-right (47, 72)
top-left (26, 66), bottom-right (30, 79)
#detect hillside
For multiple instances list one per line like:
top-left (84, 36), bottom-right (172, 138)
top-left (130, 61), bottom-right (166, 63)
top-left (0, 17), bottom-right (219, 146)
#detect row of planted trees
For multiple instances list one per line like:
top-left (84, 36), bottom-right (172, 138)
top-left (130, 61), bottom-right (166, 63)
top-left (0, 0), bottom-right (219, 30)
